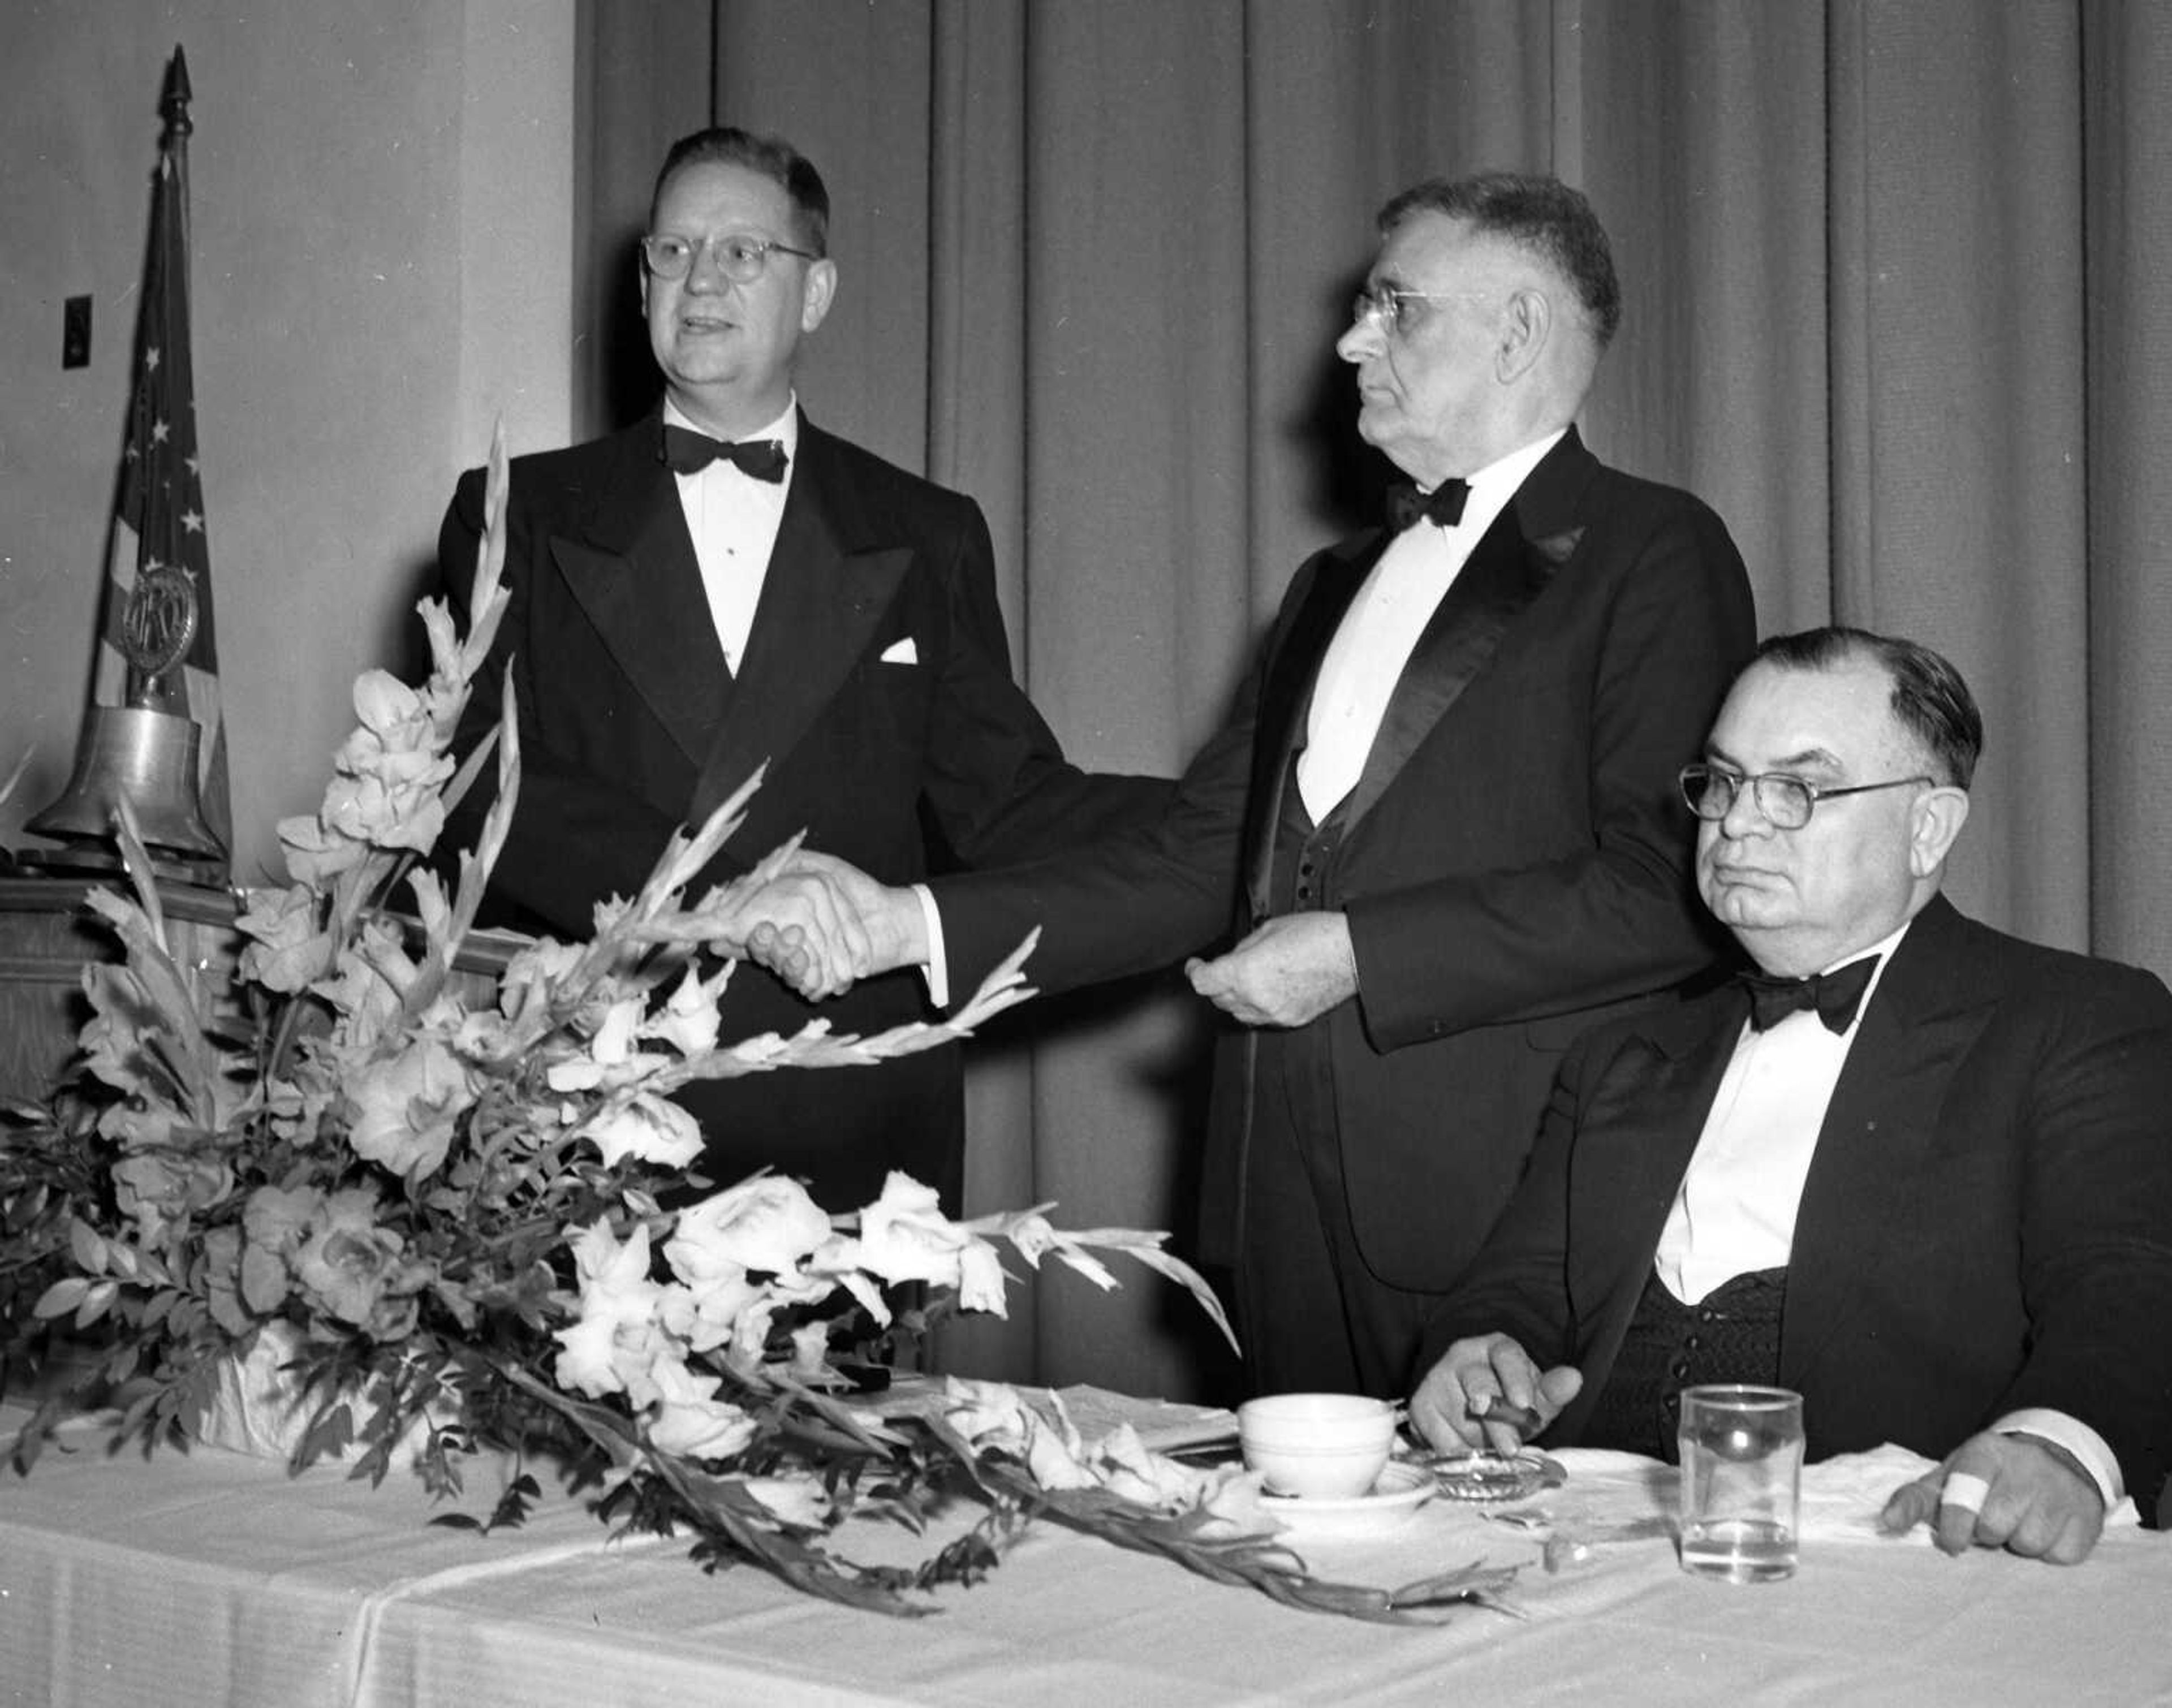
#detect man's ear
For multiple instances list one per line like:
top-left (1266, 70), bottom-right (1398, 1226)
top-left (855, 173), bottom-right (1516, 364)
top-left (1908, 785), bottom-right (1971, 877)
top-left (1495, 287), bottom-right (1551, 382)
top-left (800, 258), bottom-right (838, 334)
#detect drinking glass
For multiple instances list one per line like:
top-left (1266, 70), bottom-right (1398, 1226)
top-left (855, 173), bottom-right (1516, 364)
top-left (1676, 1384), bottom-right (1804, 1582)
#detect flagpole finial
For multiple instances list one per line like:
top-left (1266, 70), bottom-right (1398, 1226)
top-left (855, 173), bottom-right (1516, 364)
top-left (162, 46), bottom-right (193, 139)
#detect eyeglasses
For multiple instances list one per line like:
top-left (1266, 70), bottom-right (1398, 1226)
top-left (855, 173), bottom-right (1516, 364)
top-left (1679, 763), bottom-right (1932, 830)
top-left (640, 231), bottom-right (817, 283)
top-left (1349, 284), bottom-right (1483, 338)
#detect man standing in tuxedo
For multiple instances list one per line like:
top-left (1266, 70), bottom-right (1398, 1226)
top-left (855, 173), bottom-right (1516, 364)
top-left (435, 127), bottom-right (1165, 1213)
top-left (774, 174), bottom-right (1756, 1396)
top-left (1410, 628), bottom-right (2172, 1563)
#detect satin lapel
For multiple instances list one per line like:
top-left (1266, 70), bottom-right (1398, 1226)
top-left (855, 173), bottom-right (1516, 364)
top-left (1337, 512), bottom-right (1576, 832)
top-left (549, 432), bottom-right (727, 769)
top-left (1779, 898), bottom-right (1994, 1384)
top-left (1549, 998), bottom-right (1746, 1442)
top-left (1241, 541), bottom-right (1380, 921)
top-left (687, 426), bottom-right (907, 826)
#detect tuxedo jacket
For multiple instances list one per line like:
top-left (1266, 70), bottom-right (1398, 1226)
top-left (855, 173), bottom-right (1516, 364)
top-left (436, 410), bottom-right (1166, 1208)
top-left (1424, 894), bottom-right (2172, 1506)
top-left (935, 430), bottom-right (1756, 1289)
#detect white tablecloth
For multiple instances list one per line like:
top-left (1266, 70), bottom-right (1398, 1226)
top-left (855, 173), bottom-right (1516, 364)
top-left (2, 1408), bottom-right (2166, 1707)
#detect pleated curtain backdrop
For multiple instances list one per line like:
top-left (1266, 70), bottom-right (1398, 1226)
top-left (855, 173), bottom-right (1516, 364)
top-left (575, 0), bottom-right (2172, 1401)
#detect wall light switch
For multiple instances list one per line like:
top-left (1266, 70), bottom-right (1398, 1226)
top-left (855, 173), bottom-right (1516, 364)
top-left (63, 295), bottom-right (92, 369)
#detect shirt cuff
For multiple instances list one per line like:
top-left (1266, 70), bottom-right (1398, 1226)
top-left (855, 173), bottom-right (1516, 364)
top-left (911, 883), bottom-right (949, 1010)
top-left (1993, 1408), bottom-right (2123, 1511)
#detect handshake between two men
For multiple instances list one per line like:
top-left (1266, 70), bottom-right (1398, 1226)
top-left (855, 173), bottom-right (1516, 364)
top-left (725, 849), bottom-right (1367, 1033)
top-left (728, 853), bottom-right (925, 1003)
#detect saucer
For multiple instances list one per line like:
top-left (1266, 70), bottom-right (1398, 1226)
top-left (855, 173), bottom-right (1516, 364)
top-left (1260, 1460), bottom-right (1434, 1539)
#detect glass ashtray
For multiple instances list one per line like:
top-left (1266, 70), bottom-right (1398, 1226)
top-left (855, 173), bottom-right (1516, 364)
top-left (1419, 1447), bottom-right (1559, 1503)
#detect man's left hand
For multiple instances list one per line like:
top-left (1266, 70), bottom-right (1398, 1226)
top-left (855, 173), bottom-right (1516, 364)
top-left (1186, 912), bottom-right (1358, 1028)
top-left (1878, 1431), bottom-right (2106, 1564)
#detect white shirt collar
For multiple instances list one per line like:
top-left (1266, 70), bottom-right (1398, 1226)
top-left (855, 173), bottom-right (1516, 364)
top-left (1410, 426), bottom-right (1566, 545)
top-left (1456, 425), bottom-right (1567, 501)
top-left (662, 392), bottom-right (800, 456)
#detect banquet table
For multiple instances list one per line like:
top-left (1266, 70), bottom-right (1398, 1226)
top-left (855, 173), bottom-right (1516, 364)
top-left (4, 1399), bottom-right (2168, 1708)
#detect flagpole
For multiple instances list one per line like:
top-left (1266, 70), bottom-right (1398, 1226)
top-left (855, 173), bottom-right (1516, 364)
top-left (164, 47), bottom-right (193, 263)
top-left (21, 44), bottom-right (230, 883)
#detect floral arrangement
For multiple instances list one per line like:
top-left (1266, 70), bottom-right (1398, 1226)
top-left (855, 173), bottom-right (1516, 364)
top-left (0, 433), bottom-right (1517, 1625)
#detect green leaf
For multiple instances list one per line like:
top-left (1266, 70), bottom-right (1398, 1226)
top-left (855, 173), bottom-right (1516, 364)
top-left (32, 1277), bottom-right (90, 1319)
top-left (72, 1278), bottom-right (119, 1329)
top-left (298, 1401), bottom-right (357, 1468)
top-left (67, 1218), bottom-right (107, 1273)
top-left (5, 1182), bottom-right (53, 1232)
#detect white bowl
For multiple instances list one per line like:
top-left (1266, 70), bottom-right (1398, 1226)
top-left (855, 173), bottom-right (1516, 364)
top-left (1238, 1393), bottom-right (1396, 1499)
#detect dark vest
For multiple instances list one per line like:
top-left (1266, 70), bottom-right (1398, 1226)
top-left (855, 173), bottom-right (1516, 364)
top-left (1580, 1266), bottom-right (1787, 1461)
top-left (1268, 752), bottom-right (1350, 917)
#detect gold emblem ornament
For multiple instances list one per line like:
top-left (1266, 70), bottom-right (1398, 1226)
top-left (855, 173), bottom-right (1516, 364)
top-left (123, 560), bottom-right (200, 696)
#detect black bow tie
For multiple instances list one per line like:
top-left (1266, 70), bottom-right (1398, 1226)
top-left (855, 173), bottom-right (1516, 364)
top-left (1385, 478), bottom-right (1470, 532)
top-left (1739, 955), bottom-right (1880, 1034)
top-left (660, 423), bottom-right (788, 481)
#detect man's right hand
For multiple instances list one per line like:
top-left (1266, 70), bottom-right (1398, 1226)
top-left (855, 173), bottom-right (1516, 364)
top-left (1410, 1332), bottom-right (1583, 1453)
top-left (739, 852), bottom-right (928, 1000)
top-left (731, 872), bottom-right (874, 1000)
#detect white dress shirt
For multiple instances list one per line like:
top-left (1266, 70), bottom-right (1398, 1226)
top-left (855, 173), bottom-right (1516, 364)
top-left (663, 394), bottom-right (798, 673)
top-left (1654, 918), bottom-right (2122, 1506)
top-left (1295, 429), bottom-right (1565, 821)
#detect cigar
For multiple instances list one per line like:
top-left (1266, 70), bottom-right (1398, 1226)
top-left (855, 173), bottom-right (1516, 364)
top-left (1467, 1394), bottom-right (1541, 1435)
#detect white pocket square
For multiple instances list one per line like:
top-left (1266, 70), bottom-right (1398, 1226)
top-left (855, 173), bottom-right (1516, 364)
top-left (879, 637), bottom-right (919, 665)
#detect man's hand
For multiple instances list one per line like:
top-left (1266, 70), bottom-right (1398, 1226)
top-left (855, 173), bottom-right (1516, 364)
top-left (732, 872), bottom-right (874, 1000)
top-left (1186, 912), bottom-right (1358, 1028)
top-left (736, 852), bottom-right (928, 1000)
top-left (1877, 1431), bottom-right (2107, 1563)
top-left (1409, 1332), bottom-right (1584, 1454)
top-left (782, 851), bottom-right (927, 975)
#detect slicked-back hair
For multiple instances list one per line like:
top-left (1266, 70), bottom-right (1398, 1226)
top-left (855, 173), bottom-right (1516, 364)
top-left (650, 126), bottom-right (830, 257)
top-left (1378, 172), bottom-right (1621, 350)
top-left (1751, 626), bottom-right (1984, 788)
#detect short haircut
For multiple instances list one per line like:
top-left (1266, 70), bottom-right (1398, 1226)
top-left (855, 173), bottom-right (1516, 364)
top-left (650, 126), bottom-right (830, 257)
top-left (1378, 172), bottom-right (1621, 349)
top-left (1752, 626), bottom-right (1984, 788)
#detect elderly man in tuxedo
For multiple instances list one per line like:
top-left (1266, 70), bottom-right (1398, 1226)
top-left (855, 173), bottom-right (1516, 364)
top-left (771, 173), bottom-right (1756, 1397)
top-left (434, 126), bottom-right (1166, 1213)
top-left (1410, 628), bottom-right (2172, 1564)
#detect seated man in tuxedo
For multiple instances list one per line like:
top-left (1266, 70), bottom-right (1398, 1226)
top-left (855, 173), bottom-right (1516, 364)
top-left (434, 126), bottom-right (1166, 1213)
top-left (1408, 627), bottom-right (2172, 1564)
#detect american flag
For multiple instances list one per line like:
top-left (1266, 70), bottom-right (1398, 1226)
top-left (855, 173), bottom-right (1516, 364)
top-left (91, 46), bottom-right (231, 869)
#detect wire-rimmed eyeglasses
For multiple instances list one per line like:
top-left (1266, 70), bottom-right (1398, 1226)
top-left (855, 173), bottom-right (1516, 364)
top-left (640, 232), bottom-right (817, 283)
top-left (1679, 763), bottom-right (1932, 830)
top-left (1348, 284), bottom-right (1481, 339)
